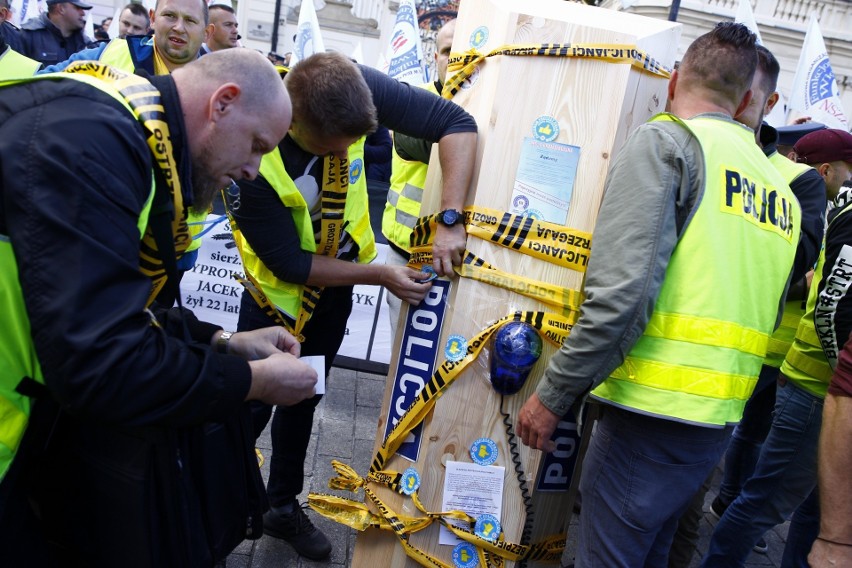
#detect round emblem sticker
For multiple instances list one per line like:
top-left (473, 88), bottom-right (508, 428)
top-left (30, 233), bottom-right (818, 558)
top-left (469, 26), bottom-right (489, 49)
top-left (452, 542), bottom-right (479, 568)
top-left (416, 265), bottom-right (438, 283)
top-left (349, 158), bottom-right (363, 185)
top-left (400, 467), bottom-right (421, 495)
top-left (445, 334), bottom-right (468, 362)
top-left (470, 438), bottom-right (498, 466)
top-left (474, 514), bottom-right (501, 542)
top-left (532, 115), bottom-right (559, 142)
top-left (523, 208), bottom-right (544, 220)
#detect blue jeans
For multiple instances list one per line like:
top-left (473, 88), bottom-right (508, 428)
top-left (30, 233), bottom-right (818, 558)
top-left (701, 379), bottom-right (823, 567)
top-left (716, 365), bottom-right (779, 506)
top-left (576, 405), bottom-right (733, 568)
top-left (780, 488), bottom-right (820, 568)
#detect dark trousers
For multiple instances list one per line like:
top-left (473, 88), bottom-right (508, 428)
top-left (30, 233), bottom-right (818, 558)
top-left (237, 285), bottom-right (353, 507)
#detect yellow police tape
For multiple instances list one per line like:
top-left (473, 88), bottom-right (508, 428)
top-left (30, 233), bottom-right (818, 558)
top-left (443, 42), bottom-right (672, 99)
top-left (307, 310), bottom-right (573, 566)
top-left (410, 206), bottom-right (592, 273)
top-left (456, 251), bottom-right (583, 317)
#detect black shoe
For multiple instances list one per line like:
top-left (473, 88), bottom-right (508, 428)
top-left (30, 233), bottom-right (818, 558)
top-left (264, 501), bottom-right (332, 560)
top-left (753, 536), bottom-right (768, 554)
top-left (708, 496), bottom-right (728, 521)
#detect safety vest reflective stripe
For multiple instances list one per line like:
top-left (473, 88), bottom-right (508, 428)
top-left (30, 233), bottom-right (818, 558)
top-left (643, 311), bottom-right (770, 358)
top-left (592, 114), bottom-right (800, 426)
top-left (0, 46), bottom-right (40, 79)
top-left (237, 140), bottom-right (376, 319)
top-left (382, 82), bottom-right (438, 251)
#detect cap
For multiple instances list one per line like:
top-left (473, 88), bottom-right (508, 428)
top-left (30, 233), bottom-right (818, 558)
top-left (793, 129), bottom-right (852, 166)
top-left (46, 0), bottom-right (93, 8)
top-left (776, 122), bottom-right (826, 148)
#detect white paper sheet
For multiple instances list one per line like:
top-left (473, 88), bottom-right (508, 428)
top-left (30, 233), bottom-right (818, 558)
top-left (439, 461), bottom-right (505, 546)
top-left (301, 355), bottom-right (326, 394)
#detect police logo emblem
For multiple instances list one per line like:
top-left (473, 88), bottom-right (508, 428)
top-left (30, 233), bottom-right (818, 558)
top-left (470, 437), bottom-right (498, 466)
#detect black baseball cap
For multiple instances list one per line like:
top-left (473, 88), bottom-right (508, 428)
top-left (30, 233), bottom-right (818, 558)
top-left (46, 0), bottom-right (93, 9)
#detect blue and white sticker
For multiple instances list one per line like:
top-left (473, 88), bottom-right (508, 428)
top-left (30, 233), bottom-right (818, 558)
top-left (474, 514), bottom-right (501, 542)
top-left (400, 467), bottom-right (421, 495)
top-left (416, 265), bottom-right (438, 283)
top-left (469, 26), bottom-right (488, 49)
top-left (452, 542), bottom-right (479, 568)
top-left (523, 208), bottom-right (544, 220)
top-left (512, 194), bottom-right (530, 212)
top-left (349, 158), bottom-right (363, 185)
top-left (470, 438), bottom-right (498, 466)
top-left (445, 334), bottom-right (468, 362)
top-left (532, 115), bottom-right (559, 142)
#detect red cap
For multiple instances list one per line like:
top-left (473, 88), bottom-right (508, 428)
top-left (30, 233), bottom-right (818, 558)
top-left (793, 129), bottom-right (852, 165)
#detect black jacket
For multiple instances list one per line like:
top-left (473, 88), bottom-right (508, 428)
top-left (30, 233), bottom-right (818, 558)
top-left (0, 73), bottom-right (258, 566)
top-left (20, 12), bottom-right (91, 67)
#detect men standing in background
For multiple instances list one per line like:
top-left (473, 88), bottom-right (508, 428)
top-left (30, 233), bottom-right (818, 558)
top-left (41, 0), bottom-right (207, 74)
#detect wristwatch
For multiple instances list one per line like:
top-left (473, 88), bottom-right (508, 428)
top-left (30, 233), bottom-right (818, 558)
top-left (437, 209), bottom-right (464, 227)
top-left (216, 330), bottom-right (234, 354)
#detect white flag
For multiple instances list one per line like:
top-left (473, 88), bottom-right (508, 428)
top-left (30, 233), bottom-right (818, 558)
top-left (290, 0), bottom-right (325, 67)
top-left (734, 0), bottom-right (762, 45)
top-left (10, 0), bottom-right (44, 27)
top-left (383, 0), bottom-right (426, 85)
top-left (788, 14), bottom-right (848, 130)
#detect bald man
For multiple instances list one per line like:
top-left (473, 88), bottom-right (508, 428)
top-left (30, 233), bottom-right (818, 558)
top-left (0, 49), bottom-right (314, 566)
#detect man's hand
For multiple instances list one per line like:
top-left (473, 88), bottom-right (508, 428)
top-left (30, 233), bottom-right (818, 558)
top-left (517, 393), bottom-right (560, 452)
top-left (432, 222), bottom-right (466, 277)
top-left (380, 265), bottom-right (433, 305)
top-left (808, 538), bottom-right (852, 567)
top-left (247, 352), bottom-right (317, 406)
top-left (223, 327), bottom-right (301, 360)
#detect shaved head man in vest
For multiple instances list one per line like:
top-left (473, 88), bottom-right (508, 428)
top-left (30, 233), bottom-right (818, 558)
top-left (0, 48), bottom-right (316, 566)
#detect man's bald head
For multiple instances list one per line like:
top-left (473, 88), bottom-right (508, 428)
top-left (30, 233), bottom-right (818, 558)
top-left (173, 49), bottom-right (291, 209)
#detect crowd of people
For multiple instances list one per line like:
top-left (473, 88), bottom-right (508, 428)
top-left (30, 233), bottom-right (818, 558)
top-left (0, 3), bottom-right (850, 567)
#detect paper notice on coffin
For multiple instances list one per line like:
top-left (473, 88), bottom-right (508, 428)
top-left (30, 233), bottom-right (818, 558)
top-left (510, 138), bottom-right (581, 225)
top-left (439, 461), bottom-right (505, 546)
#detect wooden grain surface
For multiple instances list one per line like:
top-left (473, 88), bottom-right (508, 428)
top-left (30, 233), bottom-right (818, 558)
top-left (351, 1), bottom-right (680, 566)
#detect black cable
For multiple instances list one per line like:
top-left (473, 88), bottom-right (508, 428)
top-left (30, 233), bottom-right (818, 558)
top-left (500, 393), bottom-right (534, 566)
